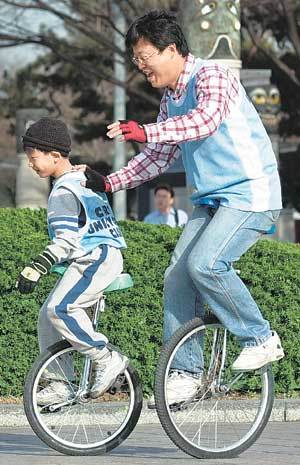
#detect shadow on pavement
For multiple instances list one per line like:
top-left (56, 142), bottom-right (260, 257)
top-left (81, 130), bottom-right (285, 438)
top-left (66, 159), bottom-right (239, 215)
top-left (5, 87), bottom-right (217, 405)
top-left (0, 433), bottom-right (52, 455)
top-left (0, 432), bottom-right (178, 459)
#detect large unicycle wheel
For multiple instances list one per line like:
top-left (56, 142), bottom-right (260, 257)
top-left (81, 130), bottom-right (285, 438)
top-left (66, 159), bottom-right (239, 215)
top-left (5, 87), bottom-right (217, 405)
top-left (154, 316), bottom-right (274, 459)
top-left (24, 340), bottom-right (143, 455)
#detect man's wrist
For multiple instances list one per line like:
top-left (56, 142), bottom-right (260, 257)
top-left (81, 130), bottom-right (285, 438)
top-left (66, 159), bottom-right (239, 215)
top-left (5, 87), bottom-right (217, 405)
top-left (143, 123), bottom-right (157, 143)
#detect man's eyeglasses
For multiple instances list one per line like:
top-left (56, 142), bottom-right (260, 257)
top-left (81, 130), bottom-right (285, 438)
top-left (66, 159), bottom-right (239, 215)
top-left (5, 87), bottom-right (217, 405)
top-left (131, 50), bottom-right (160, 66)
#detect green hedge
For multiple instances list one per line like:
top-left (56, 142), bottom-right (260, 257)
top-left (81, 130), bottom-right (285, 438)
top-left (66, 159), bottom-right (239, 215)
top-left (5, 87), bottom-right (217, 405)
top-left (0, 208), bottom-right (299, 397)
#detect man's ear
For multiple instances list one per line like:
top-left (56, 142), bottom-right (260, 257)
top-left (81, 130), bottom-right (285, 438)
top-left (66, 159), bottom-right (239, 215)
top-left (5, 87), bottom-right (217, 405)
top-left (168, 43), bottom-right (178, 54)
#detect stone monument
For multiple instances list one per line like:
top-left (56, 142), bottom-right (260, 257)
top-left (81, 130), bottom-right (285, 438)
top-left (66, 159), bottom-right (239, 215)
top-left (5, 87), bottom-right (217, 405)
top-left (178, 0), bottom-right (241, 75)
top-left (241, 69), bottom-right (295, 242)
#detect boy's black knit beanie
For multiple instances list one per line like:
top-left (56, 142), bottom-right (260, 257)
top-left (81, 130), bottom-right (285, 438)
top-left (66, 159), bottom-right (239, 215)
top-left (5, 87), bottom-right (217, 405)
top-left (22, 117), bottom-right (71, 156)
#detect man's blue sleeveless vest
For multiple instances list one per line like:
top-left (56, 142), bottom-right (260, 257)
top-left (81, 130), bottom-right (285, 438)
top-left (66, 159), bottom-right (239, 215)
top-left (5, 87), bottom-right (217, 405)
top-left (166, 60), bottom-right (282, 212)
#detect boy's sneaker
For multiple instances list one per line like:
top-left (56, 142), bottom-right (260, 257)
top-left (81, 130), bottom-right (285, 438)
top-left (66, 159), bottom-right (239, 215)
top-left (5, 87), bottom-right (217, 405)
top-left (90, 350), bottom-right (129, 399)
top-left (147, 371), bottom-right (202, 409)
top-left (232, 331), bottom-right (284, 371)
top-left (36, 381), bottom-right (74, 406)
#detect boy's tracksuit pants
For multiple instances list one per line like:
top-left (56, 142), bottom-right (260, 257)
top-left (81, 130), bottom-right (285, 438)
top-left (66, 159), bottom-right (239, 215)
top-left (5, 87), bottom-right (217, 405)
top-left (38, 245), bottom-right (123, 364)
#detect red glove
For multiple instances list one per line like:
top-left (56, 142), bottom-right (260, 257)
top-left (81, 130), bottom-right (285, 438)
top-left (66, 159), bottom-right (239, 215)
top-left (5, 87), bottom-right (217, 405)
top-left (119, 120), bottom-right (147, 143)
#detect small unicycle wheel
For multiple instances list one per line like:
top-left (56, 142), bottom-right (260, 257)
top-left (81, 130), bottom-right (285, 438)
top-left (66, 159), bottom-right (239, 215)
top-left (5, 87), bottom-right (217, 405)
top-left (24, 340), bottom-right (143, 455)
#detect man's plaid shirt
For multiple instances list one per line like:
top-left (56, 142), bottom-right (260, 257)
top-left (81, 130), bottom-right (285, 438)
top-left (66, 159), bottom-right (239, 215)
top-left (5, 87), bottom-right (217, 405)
top-left (108, 53), bottom-right (239, 192)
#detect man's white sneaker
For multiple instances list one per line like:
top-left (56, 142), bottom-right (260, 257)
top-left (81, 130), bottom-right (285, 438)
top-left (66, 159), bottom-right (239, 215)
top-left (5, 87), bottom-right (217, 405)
top-left (167, 371), bottom-right (202, 405)
top-left (36, 381), bottom-right (74, 406)
top-left (147, 371), bottom-right (202, 409)
top-left (90, 350), bottom-right (128, 399)
top-left (232, 331), bottom-right (284, 371)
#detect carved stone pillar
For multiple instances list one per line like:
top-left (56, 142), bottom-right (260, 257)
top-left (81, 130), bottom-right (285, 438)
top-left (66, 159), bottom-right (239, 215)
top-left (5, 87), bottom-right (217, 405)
top-left (178, 0), bottom-right (241, 76)
top-left (241, 69), bottom-right (295, 243)
top-left (15, 108), bottom-right (50, 208)
top-left (240, 69), bottom-right (281, 136)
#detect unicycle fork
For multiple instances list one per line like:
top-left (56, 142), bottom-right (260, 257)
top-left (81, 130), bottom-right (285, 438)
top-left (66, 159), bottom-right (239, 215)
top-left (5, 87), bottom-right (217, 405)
top-left (76, 294), bottom-right (105, 400)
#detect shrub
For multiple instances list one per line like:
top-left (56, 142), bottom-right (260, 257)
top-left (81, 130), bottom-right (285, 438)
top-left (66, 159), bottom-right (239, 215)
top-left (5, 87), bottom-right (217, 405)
top-left (0, 208), bottom-right (299, 396)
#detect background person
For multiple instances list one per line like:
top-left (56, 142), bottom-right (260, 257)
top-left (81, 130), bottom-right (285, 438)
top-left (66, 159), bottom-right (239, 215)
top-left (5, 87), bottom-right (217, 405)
top-left (144, 184), bottom-right (188, 227)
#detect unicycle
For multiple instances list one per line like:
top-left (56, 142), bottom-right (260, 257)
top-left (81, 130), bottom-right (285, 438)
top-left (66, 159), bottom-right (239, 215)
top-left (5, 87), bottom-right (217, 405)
top-left (154, 315), bottom-right (274, 459)
top-left (24, 266), bottom-right (143, 455)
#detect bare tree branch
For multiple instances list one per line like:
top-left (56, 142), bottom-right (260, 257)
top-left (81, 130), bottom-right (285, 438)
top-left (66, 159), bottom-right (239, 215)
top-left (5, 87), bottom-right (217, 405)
top-left (281, 0), bottom-right (300, 60)
top-left (0, 1), bottom-right (161, 106)
top-left (245, 16), bottom-right (300, 86)
top-left (1, 0), bottom-right (127, 56)
top-left (242, 1), bottom-right (300, 87)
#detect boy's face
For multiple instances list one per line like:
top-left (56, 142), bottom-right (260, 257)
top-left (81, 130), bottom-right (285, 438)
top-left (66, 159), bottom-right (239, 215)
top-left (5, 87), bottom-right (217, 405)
top-left (26, 148), bottom-right (57, 178)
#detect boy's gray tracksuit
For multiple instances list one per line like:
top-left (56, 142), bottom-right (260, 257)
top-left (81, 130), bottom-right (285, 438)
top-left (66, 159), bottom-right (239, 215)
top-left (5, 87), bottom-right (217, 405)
top-left (39, 171), bottom-right (126, 360)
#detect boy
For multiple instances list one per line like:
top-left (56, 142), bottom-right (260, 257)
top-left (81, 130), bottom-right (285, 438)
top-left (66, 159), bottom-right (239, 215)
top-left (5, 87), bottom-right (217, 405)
top-left (16, 117), bottom-right (128, 405)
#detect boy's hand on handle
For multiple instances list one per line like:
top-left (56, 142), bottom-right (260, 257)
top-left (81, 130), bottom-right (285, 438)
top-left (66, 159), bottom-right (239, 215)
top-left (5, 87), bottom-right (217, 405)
top-left (107, 120), bottom-right (147, 143)
top-left (16, 252), bottom-right (55, 294)
top-left (16, 266), bottom-right (41, 294)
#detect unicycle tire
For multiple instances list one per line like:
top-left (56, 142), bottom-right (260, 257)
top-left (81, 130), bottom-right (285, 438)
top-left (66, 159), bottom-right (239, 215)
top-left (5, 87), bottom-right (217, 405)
top-left (154, 317), bottom-right (274, 459)
top-left (24, 340), bottom-right (143, 455)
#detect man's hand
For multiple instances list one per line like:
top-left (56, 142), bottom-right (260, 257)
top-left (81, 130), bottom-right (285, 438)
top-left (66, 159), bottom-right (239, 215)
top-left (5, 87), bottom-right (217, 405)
top-left (82, 166), bottom-right (111, 193)
top-left (16, 251), bottom-right (56, 294)
top-left (107, 120), bottom-right (147, 143)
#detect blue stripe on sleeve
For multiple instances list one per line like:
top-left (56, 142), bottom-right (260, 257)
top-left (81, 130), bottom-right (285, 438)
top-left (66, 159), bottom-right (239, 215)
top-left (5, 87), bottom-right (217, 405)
top-left (49, 216), bottom-right (78, 224)
top-left (52, 224), bottom-right (78, 232)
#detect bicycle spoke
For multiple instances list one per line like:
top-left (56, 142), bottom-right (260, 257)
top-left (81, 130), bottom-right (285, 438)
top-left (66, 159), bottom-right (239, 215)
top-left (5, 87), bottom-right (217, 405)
top-left (72, 423), bottom-right (80, 443)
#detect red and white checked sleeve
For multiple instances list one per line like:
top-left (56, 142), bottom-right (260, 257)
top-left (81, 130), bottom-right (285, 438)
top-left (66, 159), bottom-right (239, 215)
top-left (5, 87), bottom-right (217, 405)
top-left (107, 97), bottom-right (180, 192)
top-left (144, 65), bottom-right (239, 144)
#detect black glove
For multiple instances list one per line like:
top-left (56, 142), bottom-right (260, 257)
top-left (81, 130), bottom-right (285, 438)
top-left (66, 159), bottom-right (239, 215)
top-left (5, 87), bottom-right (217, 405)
top-left (84, 166), bottom-right (111, 193)
top-left (16, 251), bottom-right (56, 294)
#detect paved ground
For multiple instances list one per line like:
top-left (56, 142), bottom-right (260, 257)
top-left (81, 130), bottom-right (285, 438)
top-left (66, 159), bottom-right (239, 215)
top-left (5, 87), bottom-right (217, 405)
top-left (1, 398), bottom-right (300, 426)
top-left (0, 421), bottom-right (299, 465)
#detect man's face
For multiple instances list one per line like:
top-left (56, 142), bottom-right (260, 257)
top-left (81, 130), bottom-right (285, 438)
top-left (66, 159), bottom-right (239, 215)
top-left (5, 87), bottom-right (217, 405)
top-left (132, 38), bottom-right (180, 89)
top-left (155, 189), bottom-right (174, 212)
top-left (26, 148), bottom-right (55, 178)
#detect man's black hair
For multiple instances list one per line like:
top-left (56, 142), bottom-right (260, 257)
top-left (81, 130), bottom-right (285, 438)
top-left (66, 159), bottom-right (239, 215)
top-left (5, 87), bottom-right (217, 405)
top-left (154, 184), bottom-right (175, 198)
top-left (125, 10), bottom-right (189, 57)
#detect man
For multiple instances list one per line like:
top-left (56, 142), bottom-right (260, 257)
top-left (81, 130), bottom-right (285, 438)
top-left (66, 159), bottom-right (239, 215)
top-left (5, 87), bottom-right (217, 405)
top-left (79, 10), bottom-right (284, 405)
top-left (144, 184), bottom-right (188, 227)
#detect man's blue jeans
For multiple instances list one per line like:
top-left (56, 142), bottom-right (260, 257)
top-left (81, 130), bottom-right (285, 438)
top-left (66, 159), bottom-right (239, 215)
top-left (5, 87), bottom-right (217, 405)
top-left (163, 205), bottom-right (281, 374)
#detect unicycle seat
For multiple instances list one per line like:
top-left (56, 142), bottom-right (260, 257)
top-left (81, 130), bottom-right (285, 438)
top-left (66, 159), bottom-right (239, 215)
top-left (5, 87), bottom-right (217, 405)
top-left (51, 264), bottom-right (133, 293)
top-left (51, 264), bottom-right (69, 275)
top-left (103, 273), bottom-right (133, 293)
